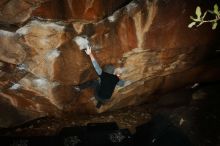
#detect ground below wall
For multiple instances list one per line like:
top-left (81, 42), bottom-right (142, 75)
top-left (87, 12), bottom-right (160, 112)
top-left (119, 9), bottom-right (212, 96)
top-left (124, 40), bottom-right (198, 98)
top-left (1, 81), bottom-right (220, 146)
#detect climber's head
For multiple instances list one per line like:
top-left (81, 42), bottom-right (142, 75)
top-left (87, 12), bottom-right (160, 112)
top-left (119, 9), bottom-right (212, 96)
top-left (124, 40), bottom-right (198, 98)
top-left (104, 64), bottom-right (122, 77)
top-left (103, 64), bottom-right (115, 74)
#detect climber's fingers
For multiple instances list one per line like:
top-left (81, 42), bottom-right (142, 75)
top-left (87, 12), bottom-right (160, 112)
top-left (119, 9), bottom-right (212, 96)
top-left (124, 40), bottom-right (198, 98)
top-left (85, 46), bottom-right (92, 55)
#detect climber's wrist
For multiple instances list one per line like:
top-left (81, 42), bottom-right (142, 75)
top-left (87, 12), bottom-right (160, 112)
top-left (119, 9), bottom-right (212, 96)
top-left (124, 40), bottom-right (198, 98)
top-left (89, 53), bottom-right (95, 60)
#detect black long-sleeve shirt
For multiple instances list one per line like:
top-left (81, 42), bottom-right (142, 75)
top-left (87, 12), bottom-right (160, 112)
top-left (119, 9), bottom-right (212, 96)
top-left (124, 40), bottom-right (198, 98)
top-left (97, 71), bottom-right (119, 100)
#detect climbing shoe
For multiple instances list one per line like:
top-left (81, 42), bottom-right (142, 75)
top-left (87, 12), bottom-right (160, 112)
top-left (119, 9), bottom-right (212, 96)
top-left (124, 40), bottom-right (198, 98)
top-left (73, 86), bottom-right (81, 92)
top-left (96, 101), bottom-right (102, 109)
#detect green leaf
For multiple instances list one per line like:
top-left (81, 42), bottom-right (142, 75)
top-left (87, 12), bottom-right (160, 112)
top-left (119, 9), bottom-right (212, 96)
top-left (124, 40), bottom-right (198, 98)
top-left (212, 22), bottom-right (218, 30)
top-left (196, 6), bottom-right (202, 19)
top-left (214, 4), bottom-right (219, 15)
top-left (190, 16), bottom-right (195, 20)
top-left (188, 22), bottom-right (196, 28)
top-left (190, 16), bottom-right (200, 22)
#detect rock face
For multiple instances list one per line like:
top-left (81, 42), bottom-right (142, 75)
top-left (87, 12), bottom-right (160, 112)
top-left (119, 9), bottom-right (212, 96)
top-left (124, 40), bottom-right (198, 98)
top-left (0, 0), bottom-right (48, 24)
top-left (32, 0), bottom-right (132, 21)
top-left (0, 0), bottom-right (220, 127)
top-left (0, 30), bottom-right (26, 64)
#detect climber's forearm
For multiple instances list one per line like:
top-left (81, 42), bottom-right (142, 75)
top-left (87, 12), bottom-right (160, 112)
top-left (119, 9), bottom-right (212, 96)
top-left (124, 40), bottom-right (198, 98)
top-left (89, 54), bottom-right (102, 75)
top-left (117, 80), bottom-right (125, 87)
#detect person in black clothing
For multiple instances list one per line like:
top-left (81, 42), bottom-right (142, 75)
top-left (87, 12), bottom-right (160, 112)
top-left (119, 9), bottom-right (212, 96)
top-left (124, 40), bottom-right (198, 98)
top-left (74, 46), bottom-right (125, 108)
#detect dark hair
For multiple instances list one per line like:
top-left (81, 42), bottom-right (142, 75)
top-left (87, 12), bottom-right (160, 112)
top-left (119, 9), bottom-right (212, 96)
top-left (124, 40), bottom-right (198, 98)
top-left (103, 64), bottom-right (115, 74)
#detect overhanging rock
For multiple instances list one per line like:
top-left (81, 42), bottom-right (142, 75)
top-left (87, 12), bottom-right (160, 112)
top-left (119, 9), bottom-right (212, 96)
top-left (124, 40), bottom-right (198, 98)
top-left (0, 0), bottom-right (219, 123)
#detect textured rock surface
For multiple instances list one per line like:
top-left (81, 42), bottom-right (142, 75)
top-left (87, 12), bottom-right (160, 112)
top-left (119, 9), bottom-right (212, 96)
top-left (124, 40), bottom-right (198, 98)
top-left (32, 0), bottom-right (132, 21)
top-left (0, 0), bottom-right (47, 24)
top-left (0, 30), bottom-right (26, 64)
top-left (0, 0), bottom-right (220, 127)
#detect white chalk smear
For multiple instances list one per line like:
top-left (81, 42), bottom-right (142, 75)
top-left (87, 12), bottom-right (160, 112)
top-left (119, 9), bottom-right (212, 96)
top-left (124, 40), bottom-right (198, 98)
top-left (126, 2), bottom-right (138, 12)
top-left (33, 78), bottom-right (48, 89)
top-left (10, 83), bottom-right (22, 90)
top-left (108, 10), bottom-right (120, 23)
top-left (16, 27), bottom-right (29, 35)
top-left (108, 15), bottom-right (116, 22)
top-left (16, 20), bottom-right (65, 35)
top-left (33, 78), bottom-right (59, 91)
top-left (73, 36), bottom-right (89, 50)
top-left (46, 49), bottom-right (61, 60)
top-left (0, 30), bottom-right (14, 37)
top-left (17, 64), bottom-right (28, 71)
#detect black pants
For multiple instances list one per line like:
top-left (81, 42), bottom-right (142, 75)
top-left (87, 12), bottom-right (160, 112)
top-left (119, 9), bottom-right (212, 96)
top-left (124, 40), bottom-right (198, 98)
top-left (78, 80), bottom-right (107, 103)
top-left (78, 80), bottom-right (99, 91)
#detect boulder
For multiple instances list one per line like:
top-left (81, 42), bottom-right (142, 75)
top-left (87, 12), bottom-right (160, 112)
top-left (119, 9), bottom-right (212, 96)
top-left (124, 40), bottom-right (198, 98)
top-left (16, 20), bottom-right (73, 80)
top-left (0, 89), bottom-right (61, 128)
top-left (0, 0), bottom-right (219, 123)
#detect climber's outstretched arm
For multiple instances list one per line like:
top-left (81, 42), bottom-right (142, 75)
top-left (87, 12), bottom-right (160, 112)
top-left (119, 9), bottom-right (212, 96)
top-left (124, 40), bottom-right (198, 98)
top-left (85, 46), bottom-right (102, 75)
top-left (117, 80), bottom-right (125, 87)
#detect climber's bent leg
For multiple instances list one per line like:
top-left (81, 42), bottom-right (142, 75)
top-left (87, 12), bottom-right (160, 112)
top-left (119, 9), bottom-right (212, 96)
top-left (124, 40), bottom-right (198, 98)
top-left (94, 92), bottom-right (110, 109)
top-left (74, 79), bottom-right (99, 91)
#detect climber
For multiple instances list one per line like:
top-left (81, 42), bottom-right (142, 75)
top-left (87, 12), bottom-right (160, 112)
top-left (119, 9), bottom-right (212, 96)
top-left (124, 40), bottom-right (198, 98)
top-left (74, 46), bottom-right (125, 108)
